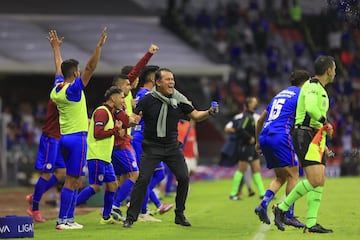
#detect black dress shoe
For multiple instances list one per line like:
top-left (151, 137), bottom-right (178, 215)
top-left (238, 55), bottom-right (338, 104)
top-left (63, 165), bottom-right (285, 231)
top-left (123, 219), bottom-right (134, 228)
top-left (175, 215), bottom-right (191, 227)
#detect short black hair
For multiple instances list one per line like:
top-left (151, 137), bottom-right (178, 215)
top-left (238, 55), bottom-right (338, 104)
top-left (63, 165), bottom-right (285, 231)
top-left (245, 96), bottom-right (256, 108)
top-left (290, 70), bottom-right (310, 86)
top-left (121, 65), bottom-right (133, 75)
top-left (112, 73), bottom-right (129, 86)
top-left (155, 67), bottom-right (173, 81)
top-left (314, 55), bottom-right (335, 75)
top-left (139, 65), bottom-right (159, 86)
top-left (61, 59), bottom-right (79, 78)
top-left (104, 86), bottom-right (123, 100)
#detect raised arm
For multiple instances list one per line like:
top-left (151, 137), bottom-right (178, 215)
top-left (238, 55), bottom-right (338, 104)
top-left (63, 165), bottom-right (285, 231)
top-left (127, 44), bottom-right (159, 85)
top-left (81, 27), bottom-right (107, 86)
top-left (47, 30), bottom-right (64, 76)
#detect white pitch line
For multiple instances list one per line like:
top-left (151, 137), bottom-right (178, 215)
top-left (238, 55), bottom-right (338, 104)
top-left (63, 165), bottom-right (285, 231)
top-left (252, 211), bottom-right (274, 240)
top-left (252, 194), bottom-right (287, 240)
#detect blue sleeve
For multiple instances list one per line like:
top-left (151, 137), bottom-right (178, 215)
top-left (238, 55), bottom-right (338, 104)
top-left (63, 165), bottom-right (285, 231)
top-left (54, 75), bottom-right (64, 86)
top-left (66, 77), bottom-right (85, 102)
top-left (135, 89), bottom-right (149, 105)
top-left (134, 98), bottom-right (144, 115)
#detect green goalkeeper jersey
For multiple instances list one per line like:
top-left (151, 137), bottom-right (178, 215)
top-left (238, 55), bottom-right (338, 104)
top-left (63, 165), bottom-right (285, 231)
top-left (295, 78), bottom-right (329, 130)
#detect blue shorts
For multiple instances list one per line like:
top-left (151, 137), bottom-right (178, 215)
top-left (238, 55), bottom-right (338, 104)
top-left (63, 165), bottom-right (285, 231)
top-left (87, 160), bottom-right (116, 185)
top-left (35, 134), bottom-right (66, 172)
top-left (112, 147), bottom-right (139, 176)
top-left (59, 132), bottom-right (87, 177)
top-left (259, 132), bottom-right (298, 169)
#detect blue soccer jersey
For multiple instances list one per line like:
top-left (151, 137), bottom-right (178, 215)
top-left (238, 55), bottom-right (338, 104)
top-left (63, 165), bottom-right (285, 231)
top-left (261, 86), bottom-right (300, 135)
top-left (132, 88), bottom-right (150, 164)
top-left (132, 88), bottom-right (150, 136)
top-left (259, 86), bottom-right (300, 169)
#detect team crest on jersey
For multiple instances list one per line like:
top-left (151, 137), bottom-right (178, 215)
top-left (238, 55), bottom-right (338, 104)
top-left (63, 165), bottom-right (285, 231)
top-left (132, 161), bottom-right (138, 168)
top-left (46, 163), bottom-right (52, 170)
top-left (98, 175), bottom-right (104, 181)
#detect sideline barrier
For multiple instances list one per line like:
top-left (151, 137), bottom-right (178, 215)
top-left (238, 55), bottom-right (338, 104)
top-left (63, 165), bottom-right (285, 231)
top-left (0, 216), bottom-right (34, 238)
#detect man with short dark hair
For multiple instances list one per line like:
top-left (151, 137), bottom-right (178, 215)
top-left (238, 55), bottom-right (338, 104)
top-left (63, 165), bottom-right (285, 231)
top-left (132, 65), bottom-right (174, 218)
top-left (254, 70), bottom-right (310, 228)
top-left (228, 96), bottom-right (266, 200)
top-left (273, 55), bottom-right (336, 233)
top-left (123, 68), bottom-right (218, 228)
top-left (50, 27), bottom-right (107, 230)
top-left (110, 75), bottom-right (141, 221)
top-left (76, 86), bottom-right (124, 224)
top-left (26, 30), bottom-right (66, 223)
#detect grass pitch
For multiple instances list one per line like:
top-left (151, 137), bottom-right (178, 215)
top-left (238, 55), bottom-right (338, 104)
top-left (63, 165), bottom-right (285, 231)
top-left (31, 177), bottom-right (360, 240)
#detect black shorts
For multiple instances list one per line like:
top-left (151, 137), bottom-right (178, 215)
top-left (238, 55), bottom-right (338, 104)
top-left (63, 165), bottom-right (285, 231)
top-left (238, 145), bottom-right (259, 162)
top-left (292, 128), bottom-right (326, 167)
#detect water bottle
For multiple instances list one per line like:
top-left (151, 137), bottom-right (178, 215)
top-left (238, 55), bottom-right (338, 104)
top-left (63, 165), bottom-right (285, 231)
top-left (211, 101), bottom-right (218, 113)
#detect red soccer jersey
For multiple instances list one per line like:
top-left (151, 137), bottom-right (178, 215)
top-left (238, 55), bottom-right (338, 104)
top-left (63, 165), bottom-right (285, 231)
top-left (178, 121), bottom-right (197, 158)
top-left (183, 127), bottom-right (197, 158)
top-left (127, 52), bottom-right (153, 84)
top-left (92, 104), bottom-right (119, 139)
top-left (114, 109), bottom-right (131, 149)
top-left (42, 100), bottom-right (60, 139)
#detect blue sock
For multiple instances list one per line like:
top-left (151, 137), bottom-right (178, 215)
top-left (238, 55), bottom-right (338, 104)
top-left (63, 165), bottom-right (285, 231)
top-left (44, 174), bottom-right (58, 192)
top-left (58, 187), bottom-right (74, 223)
top-left (260, 190), bottom-right (275, 209)
top-left (150, 190), bottom-right (161, 208)
top-left (165, 169), bottom-right (174, 194)
top-left (149, 171), bottom-right (164, 208)
top-left (32, 177), bottom-right (48, 211)
top-left (103, 190), bottom-right (115, 218)
top-left (286, 204), bottom-right (295, 218)
top-left (113, 187), bottom-right (122, 208)
top-left (76, 186), bottom-right (96, 206)
top-left (153, 169), bottom-right (165, 184)
top-left (141, 189), bottom-right (150, 214)
top-left (113, 179), bottom-right (134, 208)
top-left (67, 190), bottom-right (78, 222)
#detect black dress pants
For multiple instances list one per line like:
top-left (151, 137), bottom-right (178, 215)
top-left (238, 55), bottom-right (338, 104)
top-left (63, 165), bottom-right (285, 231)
top-left (126, 140), bottom-right (189, 221)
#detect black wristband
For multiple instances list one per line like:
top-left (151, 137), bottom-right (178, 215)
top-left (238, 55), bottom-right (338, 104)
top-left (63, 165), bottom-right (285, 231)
top-left (208, 109), bottom-right (215, 116)
top-left (319, 116), bottom-right (326, 124)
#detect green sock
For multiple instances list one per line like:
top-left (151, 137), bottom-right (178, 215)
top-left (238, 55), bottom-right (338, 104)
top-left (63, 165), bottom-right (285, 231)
top-left (279, 179), bottom-right (314, 211)
top-left (230, 171), bottom-right (243, 196)
top-left (306, 186), bottom-right (323, 228)
top-left (252, 172), bottom-right (265, 196)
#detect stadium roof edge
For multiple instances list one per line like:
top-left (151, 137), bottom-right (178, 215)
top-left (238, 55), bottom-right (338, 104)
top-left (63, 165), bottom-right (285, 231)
top-left (0, 14), bottom-right (231, 80)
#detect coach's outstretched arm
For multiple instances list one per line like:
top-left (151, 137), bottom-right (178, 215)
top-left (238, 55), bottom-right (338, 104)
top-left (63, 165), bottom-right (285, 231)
top-left (189, 102), bottom-right (219, 122)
